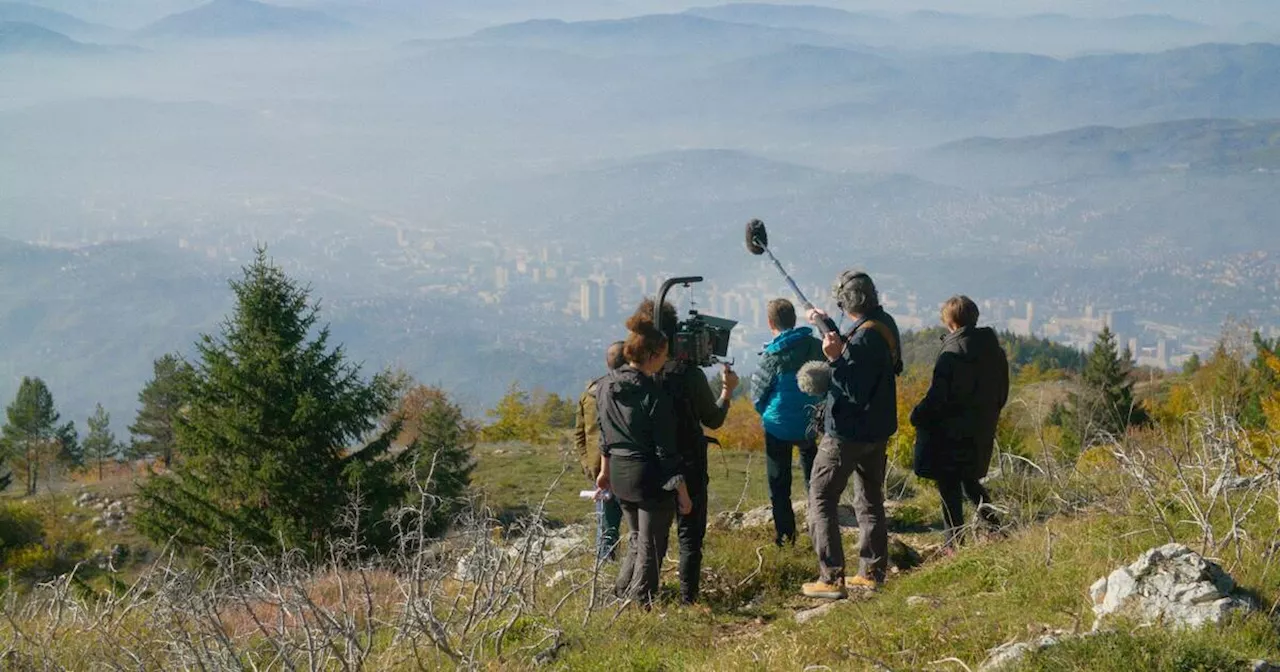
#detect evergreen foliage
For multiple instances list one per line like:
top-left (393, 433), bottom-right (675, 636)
top-left (84, 403), bottom-right (121, 481)
top-left (128, 354), bottom-right (193, 467)
top-left (1068, 327), bottom-right (1147, 446)
top-left (135, 249), bottom-right (403, 558)
top-left (0, 377), bottom-right (76, 495)
top-left (900, 327), bottom-right (1082, 374)
top-left (392, 385), bottom-right (476, 538)
top-left (1242, 333), bottom-right (1280, 428)
top-left (1182, 352), bottom-right (1202, 376)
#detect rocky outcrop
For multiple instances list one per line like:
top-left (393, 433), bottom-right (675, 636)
top-left (794, 601), bottom-right (841, 625)
top-left (1089, 544), bottom-right (1253, 629)
top-left (979, 633), bottom-right (1065, 672)
top-left (73, 491), bottom-right (132, 532)
top-left (454, 525), bottom-right (589, 582)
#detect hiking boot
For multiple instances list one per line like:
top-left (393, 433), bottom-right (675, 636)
top-left (801, 580), bottom-right (847, 600)
top-left (844, 575), bottom-right (883, 591)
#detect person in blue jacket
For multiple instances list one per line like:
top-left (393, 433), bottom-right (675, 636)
top-left (750, 298), bottom-right (825, 547)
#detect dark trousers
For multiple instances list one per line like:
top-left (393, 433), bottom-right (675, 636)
top-left (936, 475), bottom-right (1000, 547)
top-left (614, 494), bottom-right (676, 605)
top-left (765, 433), bottom-right (818, 545)
top-left (809, 436), bottom-right (889, 583)
top-left (676, 475), bottom-right (709, 604)
top-left (596, 494), bottom-right (624, 561)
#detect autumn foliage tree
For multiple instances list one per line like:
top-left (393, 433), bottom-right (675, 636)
top-left (391, 384), bottom-right (476, 537)
top-left (710, 402), bottom-right (765, 452)
top-left (481, 383), bottom-right (550, 444)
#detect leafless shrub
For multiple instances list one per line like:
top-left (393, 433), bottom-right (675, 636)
top-left (0, 462), bottom-right (623, 671)
top-left (1108, 404), bottom-right (1278, 571)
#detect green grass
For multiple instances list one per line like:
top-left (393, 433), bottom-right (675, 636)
top-left (540, 512), bottom-right (1279, 671)
top-left (4, 438), bottom-right (1276, 670)
top-left (470, 440), bottom-right (807, 527)
top-left (468, 441), bottom-right (1280, 672)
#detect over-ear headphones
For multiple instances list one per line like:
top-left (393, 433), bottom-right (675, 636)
top-left (833, 270), bottom-right (870, 311)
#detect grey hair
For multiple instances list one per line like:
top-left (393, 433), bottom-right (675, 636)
top-left (832, 269), bottom-right (879, 315)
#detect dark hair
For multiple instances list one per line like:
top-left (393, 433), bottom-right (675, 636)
top-left (623, 312), bottom-right (668, 365)
top-left (606, 341), bottom-right (626, 370)
top-left (941, 295), bottom-right (980, 329)
top-left (833, 270), bottom-right (879, 315)
top-left (767, 298), bottom-right (796, 330)
top-left (632, 298), bottom-right (678, 343)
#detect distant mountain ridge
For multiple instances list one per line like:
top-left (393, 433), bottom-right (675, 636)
top-left (466, 13), bottom-right (856, 58)
top-left (918, 118), bottom-right (1280, 188)
top-left (686, 3), bottom-right (1222, 56)
top-left (0, 20), bottom-right (100, 53)
top-left (0, 2), bottom-right (118, 41)
top-left (140, 0), bottom-right (350, 40)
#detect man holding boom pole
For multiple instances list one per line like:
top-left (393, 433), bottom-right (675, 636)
top-left (801, 271), bottom-right (902, 600)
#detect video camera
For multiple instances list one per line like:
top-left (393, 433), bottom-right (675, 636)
top-left (655, 276), bottom-right (737, 367)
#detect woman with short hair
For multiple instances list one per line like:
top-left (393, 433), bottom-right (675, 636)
top-left (910, 295), bottom-right (1010, 551)
top-left (595, 311), bottom-right (693, 605)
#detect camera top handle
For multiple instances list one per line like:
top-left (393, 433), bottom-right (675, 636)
top-left (654, 276), bottom-right (703, 339)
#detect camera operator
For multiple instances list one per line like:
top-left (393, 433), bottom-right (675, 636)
top-left (574, 341), bottom-right (627, 562)
top-left (596, 314), bottom-right (693, 606)
top-left (802, 270), bottom-right (901, 600)
top-left (633, 298), bottom-right (738, 605)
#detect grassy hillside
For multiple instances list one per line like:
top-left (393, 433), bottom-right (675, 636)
top-left (1, 423), bottom-right (1277, 669)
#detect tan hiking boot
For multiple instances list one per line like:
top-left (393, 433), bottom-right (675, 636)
top-left (844, 575), bottom-right (883, 591)
top-left (801, 580), bottom-right (847, 600)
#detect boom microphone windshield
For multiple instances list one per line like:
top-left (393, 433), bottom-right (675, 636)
top-left (746, 219), bottom-right (768, 255)
top-left (743, 218), bottom-right (840, 335)
top-left (797, 360), bottom-right (833, 397)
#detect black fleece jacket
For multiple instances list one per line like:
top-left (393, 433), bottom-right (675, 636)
top-left (910, 326), bottom-right (1010, 479)
top-left (596, 365), bottom-right (682, 502)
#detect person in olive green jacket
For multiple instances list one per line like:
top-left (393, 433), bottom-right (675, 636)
top-left (574, 341), bottom-right (627, 560)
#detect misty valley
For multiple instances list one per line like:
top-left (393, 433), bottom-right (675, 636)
top-left (1, 0), bottom-right (1278, 424)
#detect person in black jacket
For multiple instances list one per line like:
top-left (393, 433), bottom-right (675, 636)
top-left (803, 270), bottom-right (902, 599)
top-left (909, 295), bottom-right (1010, 551)
top-left (638, 298), bottom-right (738, 604)
top-left (596, 311), bottom-right (693, 605)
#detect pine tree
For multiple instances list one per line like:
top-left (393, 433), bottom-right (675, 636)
top-left (128, 354), bottom-right (193, 467)
top-left (0, 377), bottom-right (71, 495)
top-left (84, 403), bottom-right (121, 481)
top-left (1074, 327), bottom-right (1144, 444)
top-left (135, 249), bottom-right (403, 557)
top-left (393, 385), bottom-right (476, 538)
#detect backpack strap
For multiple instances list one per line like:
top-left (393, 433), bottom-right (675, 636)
top-left (857, 319), bottom-right (900, 370)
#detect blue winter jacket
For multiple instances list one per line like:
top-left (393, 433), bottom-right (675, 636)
top-left (750, 327), bottom-right (825, 441)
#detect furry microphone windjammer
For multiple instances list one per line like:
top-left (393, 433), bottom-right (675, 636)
top-left (797, 360), bottom-right (833, 398)
top-left (746, 218), bottom-right (768, 255)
